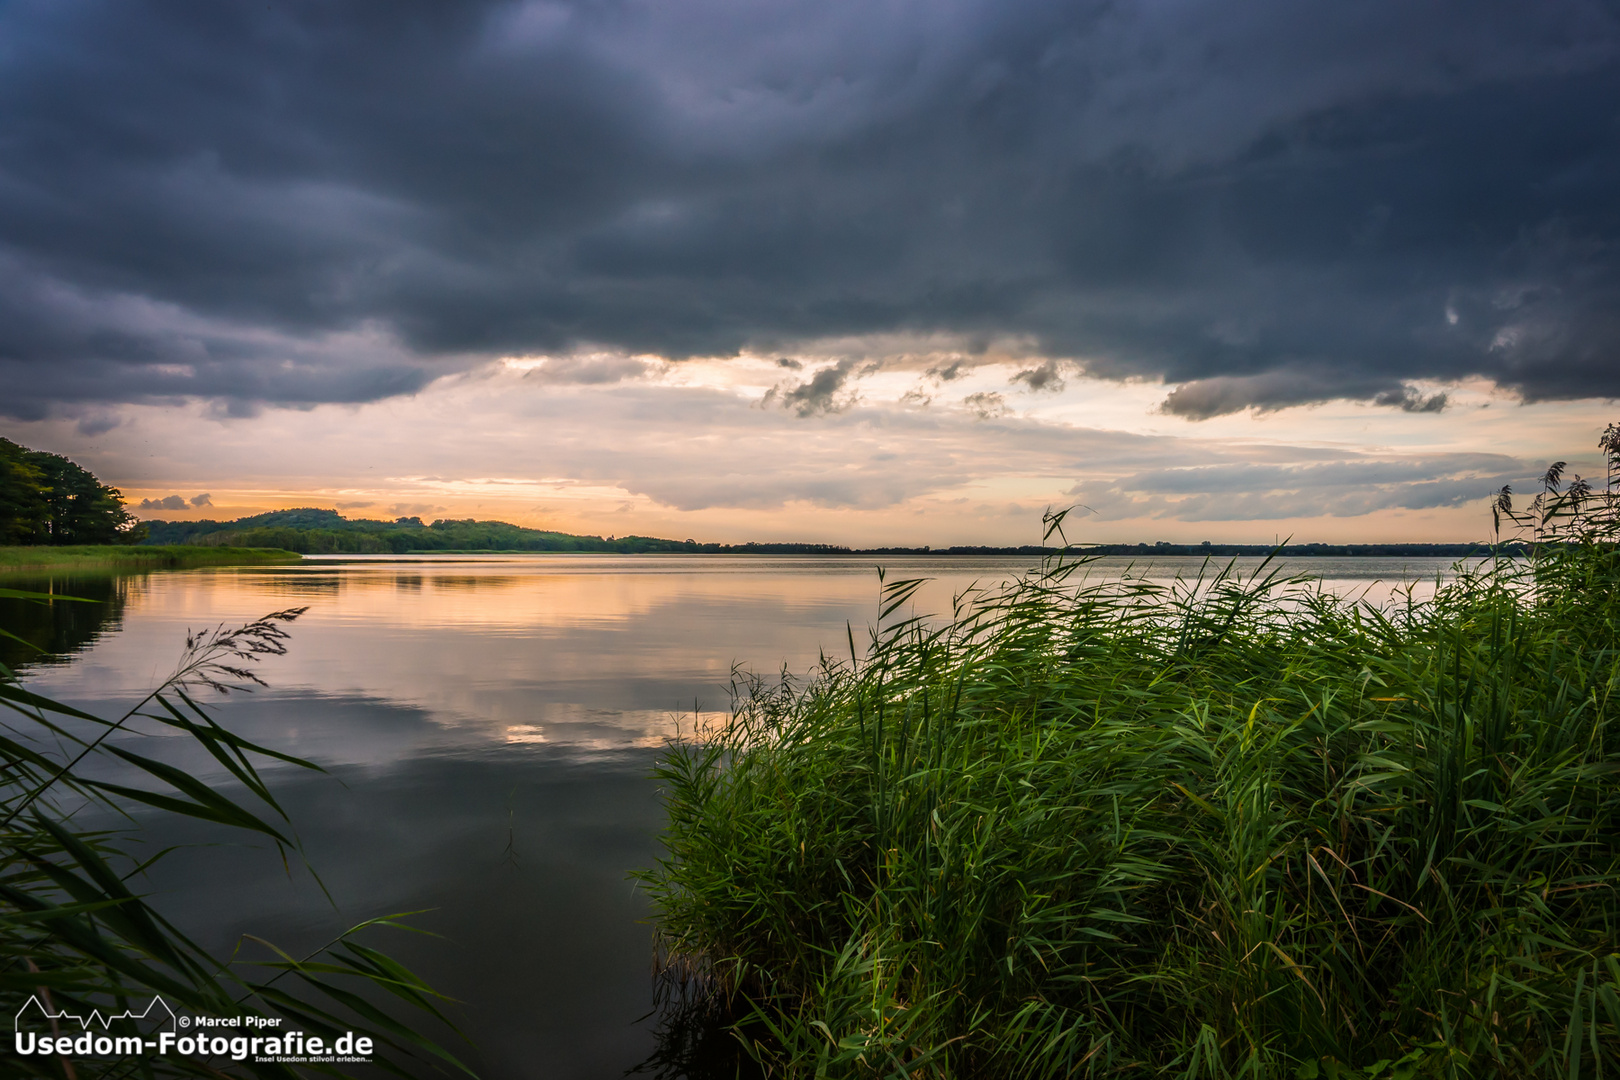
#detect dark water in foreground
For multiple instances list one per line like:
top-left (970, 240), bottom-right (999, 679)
top-left (3, 554), bottom-right (1464, 1078)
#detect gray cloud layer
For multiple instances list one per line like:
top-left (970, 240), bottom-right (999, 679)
top-left (5, 0), bottom-right (1620, 419)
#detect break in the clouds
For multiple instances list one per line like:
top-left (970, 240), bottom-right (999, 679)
top-left (16, 359), bottom-right (1571, 544)
top-left (3, 0), bottom-right (1620, 421)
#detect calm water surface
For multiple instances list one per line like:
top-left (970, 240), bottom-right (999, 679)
top-left (5, 554), bottom-right (1463, 1078)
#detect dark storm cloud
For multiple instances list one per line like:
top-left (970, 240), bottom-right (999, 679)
top-left (1012, 359), bottom-right (1066, 393)
top-left (770, 358), bottom-right (861, 417)
top-left (1373, 387), bottom-right (1449, 414)
top-left (4, 0), bottom-right (1620, 418)
top-left (1159, 366), bottom-right (1449, 419)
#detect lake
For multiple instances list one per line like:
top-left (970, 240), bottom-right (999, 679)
top-left (2, 553), bottom-right (1466, 1078)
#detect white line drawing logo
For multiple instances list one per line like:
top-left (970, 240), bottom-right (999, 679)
top-left (15, 994), bottom-right (177, 1034)
top-left (13, 995), bottom-right (371, 1064)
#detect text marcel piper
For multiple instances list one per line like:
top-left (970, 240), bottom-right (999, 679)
top-left (188, 1014), bottom-right (283, 1028)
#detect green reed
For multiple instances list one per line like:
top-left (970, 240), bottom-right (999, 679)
top-left (642, 453), bottom-right (1620, 1077)
top-left (0, 545), bottom-right (301, 574)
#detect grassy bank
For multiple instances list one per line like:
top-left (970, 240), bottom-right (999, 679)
top-left (0, 544), bottom-right (301, 573)
top-left (642, 510), bottom-right (1620, 1077)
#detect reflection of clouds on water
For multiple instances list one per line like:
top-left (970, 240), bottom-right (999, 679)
top-left (110, 751), bottom-right (669, 1079)
top-left (40, 690), bottom-right (727, 788)
top-left (20, 556), bottom-right (924, 755)
top-left (50, 693), bottom-right (455, 786)
top-left (502, 707), bottom-right (729, 750)
top-left (503, 723), bottom-right (547, 744)
top-left (21, 555), bottom-right (1469, 760)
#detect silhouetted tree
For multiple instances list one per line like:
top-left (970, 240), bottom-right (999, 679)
top-left (0, 438), bottom-right (145, 545)
top-left (0, 439), bottom-right (48, 544)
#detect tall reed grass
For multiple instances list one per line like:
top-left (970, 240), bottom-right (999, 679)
top-left (1, 599), bottom-right (469, 1078)
top-left (641, 433), bottom-right (1620, 1078)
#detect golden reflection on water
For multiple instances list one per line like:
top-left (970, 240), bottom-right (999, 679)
top-left (19, 554), bottom-right (1463, 756)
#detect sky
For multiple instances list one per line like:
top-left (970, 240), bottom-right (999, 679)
top-left (4, 0), bottom-right (1619, 546)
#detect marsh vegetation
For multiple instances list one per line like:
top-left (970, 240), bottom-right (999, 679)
top-left (0, 546), bottom-right (301, 574)
top-left (643, 432), bottom-right (1620, 1078)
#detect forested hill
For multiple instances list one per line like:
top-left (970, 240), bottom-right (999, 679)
top-left (141, 509), bottom-right (1511, 557)
top-left (139, 509), bottom-right (849, 554)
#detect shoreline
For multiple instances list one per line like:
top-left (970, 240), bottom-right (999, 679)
top-left (0, 545), bottom-right (303, 574)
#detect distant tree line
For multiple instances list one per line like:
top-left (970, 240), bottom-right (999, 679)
top-left (143, 508), bottom-right (855, 554)
top-left (140, 507), bottom-right (1519, 558)
top-left (0, 436), bottom-right (1527, 557)
top-left (0, 438), bottom-right (144, 545)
